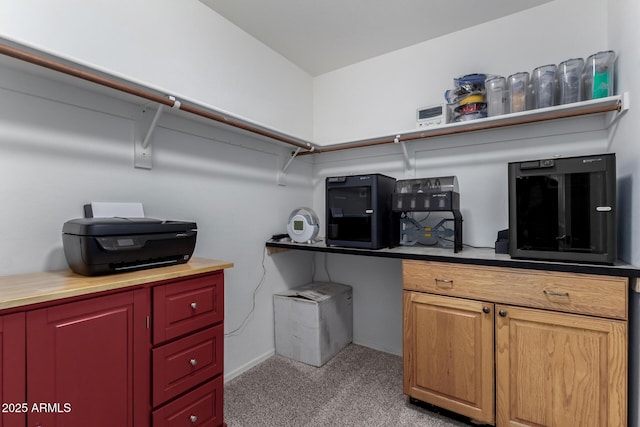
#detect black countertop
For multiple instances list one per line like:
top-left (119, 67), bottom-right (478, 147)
top-left (266, 238), bottom-right (640, 278)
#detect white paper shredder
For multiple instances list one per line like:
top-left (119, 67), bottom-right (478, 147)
top-left (273, 282), bottom-right (353, 367)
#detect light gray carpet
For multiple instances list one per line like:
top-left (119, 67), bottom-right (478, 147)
top-left (224, 344), bottom-right (471, 427)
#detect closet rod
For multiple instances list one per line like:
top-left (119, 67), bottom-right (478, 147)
top-left (3, 43), bottom-right (621, 157)
top-left (0, 43), bottom-right (313, 151)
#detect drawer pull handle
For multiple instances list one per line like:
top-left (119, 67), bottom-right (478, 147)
top-left (191, 302), bottom-right (197, 310)
top-left (190, 358), bottom-right (198, 366)
top-left (543, 290), bottom-right (570, 298)
top-left (499, 310), bottom-right (507, 317)
top-left (190, 414), bottom-right (198, 423)
top-left (435, 278), bottom-right (453, 288)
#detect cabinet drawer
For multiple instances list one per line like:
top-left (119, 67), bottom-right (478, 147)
top-left (153, 324), bottom-right (223, 407)
top-left (152, 376), bottom-right (223, 427)
top-left (154, 273), bottom-right (223, 344)
top-left (403, 260), bottom-right (628, 319)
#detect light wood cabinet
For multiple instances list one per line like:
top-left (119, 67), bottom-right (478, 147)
top-left (403, 260), bottom-right (628, 427)
top-left (495, 305), bottom-right (626, 427)
top-left (403, 292), bottom-right (495, 424)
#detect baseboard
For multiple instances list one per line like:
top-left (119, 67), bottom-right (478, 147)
top-left (224, 348), bottom-right (275, 383)
top-left (224, 342), bottom-right (399, 383)
top-left (352, 339), bottom-right (402, 357)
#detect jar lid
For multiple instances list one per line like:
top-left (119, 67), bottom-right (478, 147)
top-left (458, 94), bottom-right (485, 106)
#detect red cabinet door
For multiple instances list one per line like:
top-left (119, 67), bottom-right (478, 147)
top-left (26, 289), bottom-right (149, 427)
top-left (0, 313), bottom-right (26, 427)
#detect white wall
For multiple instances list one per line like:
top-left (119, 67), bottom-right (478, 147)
top-left (0, 0), bottom-right (319, 380)
top-left (309, 124), bottom-right (611, 355)
top-left (309, 0), bottom-right (621, 356)
top-left (607, 1), bottom-right (640, 424)
top-left (0, 60), bottom-right (315, 378)
top-left (313, 0), bottom-right (609, 144)
top-left (0, 0), bottom-right (314, 140)
top-left (1, 0), bottom-right (638, 387)
top-left (608, 0), bottom-right (640, 266)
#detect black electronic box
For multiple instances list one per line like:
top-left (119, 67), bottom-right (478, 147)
top-left (62, 217), bottom-right (197, 276)
top-left (326, 173), bottom-right (398, 249)
top-left (508, 153), bottom-right (616, 264)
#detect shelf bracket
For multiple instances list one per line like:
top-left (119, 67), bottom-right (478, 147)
top-left (281, 147), bottom-right (303, 174)
top-left (394, 135), bottom-right (413, 175)
top-left (134, 96), bottom-right (181, 169)
top-left (277, 145), bottom-right (313, 186)
top-left (606, 92), bottom-right (630, 151)
top-left (606, 91), bottom-right (630, 128)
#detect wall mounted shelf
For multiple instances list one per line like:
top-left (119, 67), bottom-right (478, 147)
top-left (0, 41), bottom-right (629, 161)
top-left (307, 93), bottom-right (628, 155)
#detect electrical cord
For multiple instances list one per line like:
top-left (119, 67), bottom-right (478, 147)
top-left (324, 252), bottom-right (333, 283)
top-left (224, 246), bottom-right (267, 337)
top-left (441, 238), bottom-right (495, 250)
top-left (225, 234), bottom-right (487, 337)
top-left (311, 251), bottom-right (333, 282)
top-left (462, 243), bottom-right (495, 250)
top-left (225, 240), bottom-right (335, 337)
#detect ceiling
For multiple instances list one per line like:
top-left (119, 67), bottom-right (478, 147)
top-left (199, 0), bottom-right (552, 76)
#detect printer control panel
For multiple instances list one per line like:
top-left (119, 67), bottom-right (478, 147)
top-left (97, 236), bottom-right (144, 251)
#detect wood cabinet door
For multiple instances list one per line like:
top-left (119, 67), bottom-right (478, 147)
top-left (496, 305), bottom-right (627, 427)
top-left (0, 313), bottom-right (26, 427)
top-left (26, 289), bottom-right (149, 427)
top-left (403, 291), bottom-right (495, 424)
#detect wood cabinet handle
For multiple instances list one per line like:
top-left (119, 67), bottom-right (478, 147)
top-left (482, 306), bottom-right (490, 314)
top-left (190, 415), bottom-right (198, 423)
top-left (191, 302), bottom-right (197, 310)
top-left (190, 358), bottom-right (198, 366)
top-left (435, 278), bottom-right (453, 288)
top-left (498, 310), bottom-right (507, 317)
top-left (543, 290), bottom-right (570, 298)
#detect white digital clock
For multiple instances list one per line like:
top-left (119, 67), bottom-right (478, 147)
top-left (416, 103), bottom-right (450, 128)
top-left (286, 207), bottom-right (320, 243)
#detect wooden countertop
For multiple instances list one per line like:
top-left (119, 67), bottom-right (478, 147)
top-left (0, 257), bottom-right (233, 311)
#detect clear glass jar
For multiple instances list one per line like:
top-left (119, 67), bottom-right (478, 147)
top-left (508, 72), bottom-right (529, 113)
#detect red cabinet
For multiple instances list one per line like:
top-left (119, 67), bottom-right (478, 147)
top-left (152, 325), bottom-right (223, 406)
top-left (152, 377), bottom-right (223, 427)
top-left (153, 275), bottom-right (224, 344)
top-left (152, 272), bottom-right (225, 426)
top-left (26, 289), bottom-right (148, 427)
top-left (0, 260), bottom-right (229, 427)
top-left (0, 313), bottom-right (25, 427)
